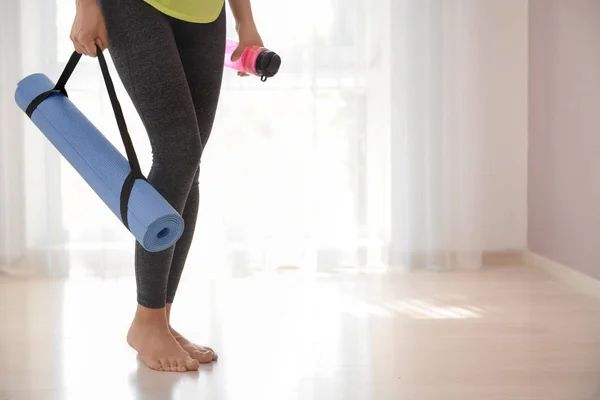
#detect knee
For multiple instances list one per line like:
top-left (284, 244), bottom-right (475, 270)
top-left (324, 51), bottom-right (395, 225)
top-left (181, 135), bottom-right (203, 168)
top-left (154, 133), bottom-right (202, 173)
top-left (191, 166), bottom-right (200, 186)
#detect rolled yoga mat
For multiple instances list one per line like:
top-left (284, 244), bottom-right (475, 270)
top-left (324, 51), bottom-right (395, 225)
top-left (14, 50), bottom-right (184, 252)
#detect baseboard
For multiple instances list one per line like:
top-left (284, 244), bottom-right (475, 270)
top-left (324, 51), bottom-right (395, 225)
top-left (482, 249), bottom-right (529, 266)
top-left (526, 251), bottom-right (600, 299)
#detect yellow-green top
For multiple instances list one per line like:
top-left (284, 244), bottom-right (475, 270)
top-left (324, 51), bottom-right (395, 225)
top-left (144, 0), bottom-right (225, 23)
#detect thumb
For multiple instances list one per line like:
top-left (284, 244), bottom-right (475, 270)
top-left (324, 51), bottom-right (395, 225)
top-left (231, 44), bottom-right (245, 62)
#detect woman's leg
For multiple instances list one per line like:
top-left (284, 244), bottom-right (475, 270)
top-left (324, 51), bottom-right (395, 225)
top-left (165, 167), bottom-right (199, 305)
top-left (162, 7), bottom-right (227, 362)
top-left (165, 7), bottom-right (227, 305)
top-left (99, 0), bottom-right (206, 371)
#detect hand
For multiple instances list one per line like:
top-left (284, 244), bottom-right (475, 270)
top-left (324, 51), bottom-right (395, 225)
top-left (70, 0), bottom-right (109, 57)
top-left (231, 22), bottom-right (264, 77)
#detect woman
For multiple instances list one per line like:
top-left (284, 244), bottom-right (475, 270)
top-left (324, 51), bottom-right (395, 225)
top-left (70, 0), bottom-right (263, 372)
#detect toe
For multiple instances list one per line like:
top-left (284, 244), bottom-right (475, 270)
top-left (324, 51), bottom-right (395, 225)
top-left (168, 358), bottom-right (182, 373)
top-left (148, 361), bottom-right (163, 371)
top-left (160, 358), bottom-right (171, 372)
top-left (203, 347), bottom-right (218, 361)
top-left (195, 345), bottom-right (217, 361)
top-left (175, 359), bottom-right (187, 372)
top-left (185, 356), bottom-right (200, 371)
top-left (194, 349), bottom-right (214, 364)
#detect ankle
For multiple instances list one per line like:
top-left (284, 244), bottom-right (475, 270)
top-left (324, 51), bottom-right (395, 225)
top-left (133, 304), bottom-right (169, 327)
top-left (166, 303), bottom-right (173, 322)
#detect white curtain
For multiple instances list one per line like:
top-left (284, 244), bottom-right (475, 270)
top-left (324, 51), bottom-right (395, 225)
top-left (390, 0), bottom-right (488, 271)
top-left (0, 0), bottom-right (528, 278)
top-left (387, 0), bottom-right (528, 271)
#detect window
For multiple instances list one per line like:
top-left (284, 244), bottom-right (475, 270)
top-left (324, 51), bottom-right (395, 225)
top-left (50, 0), bottom-right (389, 273)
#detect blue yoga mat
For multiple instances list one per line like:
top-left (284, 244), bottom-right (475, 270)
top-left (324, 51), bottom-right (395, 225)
top-left (15, 73), bottom-right (184, 252)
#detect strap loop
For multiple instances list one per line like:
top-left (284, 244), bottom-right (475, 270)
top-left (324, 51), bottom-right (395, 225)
top-left (26, 88), bottom-right (67, 118)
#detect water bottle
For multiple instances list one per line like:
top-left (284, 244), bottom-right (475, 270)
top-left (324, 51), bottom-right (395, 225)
top-left (224, 39), bottom-right (281, 81)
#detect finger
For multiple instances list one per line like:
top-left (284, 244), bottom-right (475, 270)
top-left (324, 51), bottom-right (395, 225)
top-left (76, 38), bottom-right (91, 56)
top-left (94, 37), bottom-right (106, 52)
top-left (70, 35), bottom-right (84, 55)
top-left (82, 40), bottom-right (97, 57)
top-left (98, 30), bottom-right (109, 50)
top-left (231, 45), bottom-right (244, 62)
top-left (76, 42), bottom-right (88, 55)
top-left (72, 41), bottom-right (84, 55)
top-left (95, 37), bottom-right (108, 54)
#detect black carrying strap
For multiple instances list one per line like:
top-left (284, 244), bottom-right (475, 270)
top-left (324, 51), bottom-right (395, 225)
top-left (26, 45), bottom-right (145, 230)
top-left (25, 51), bottom-right (81, 117)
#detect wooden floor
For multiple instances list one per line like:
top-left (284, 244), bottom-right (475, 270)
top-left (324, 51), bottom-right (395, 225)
top-left (1, 264), bottom-right (600, 400)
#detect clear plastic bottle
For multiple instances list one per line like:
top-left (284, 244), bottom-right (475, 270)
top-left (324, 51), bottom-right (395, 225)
top-left (224, 39), bottom-right (281, 81)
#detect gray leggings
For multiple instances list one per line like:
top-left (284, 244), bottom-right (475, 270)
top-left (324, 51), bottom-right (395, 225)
top-left (99, 0), bottom-right (226, 308)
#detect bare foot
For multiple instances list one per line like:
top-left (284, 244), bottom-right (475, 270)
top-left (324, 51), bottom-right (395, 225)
top-left (165, 304), bottom-right (218, 363)
top-left (127, 306), bottom-right (200, 372)
top-left (170, 327), bottom-right (218, 364)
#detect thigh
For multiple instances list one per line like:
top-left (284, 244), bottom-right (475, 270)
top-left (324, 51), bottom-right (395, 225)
top-left (170, 6), bottom-right (227, 150)
top-left (99, 0), bottom-right (200, 156)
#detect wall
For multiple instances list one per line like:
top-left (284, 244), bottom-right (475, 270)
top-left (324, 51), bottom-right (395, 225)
top-left (478, 0), bottom-right (529, 250)
top-left (529, 0), bottom-right (600, 278)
